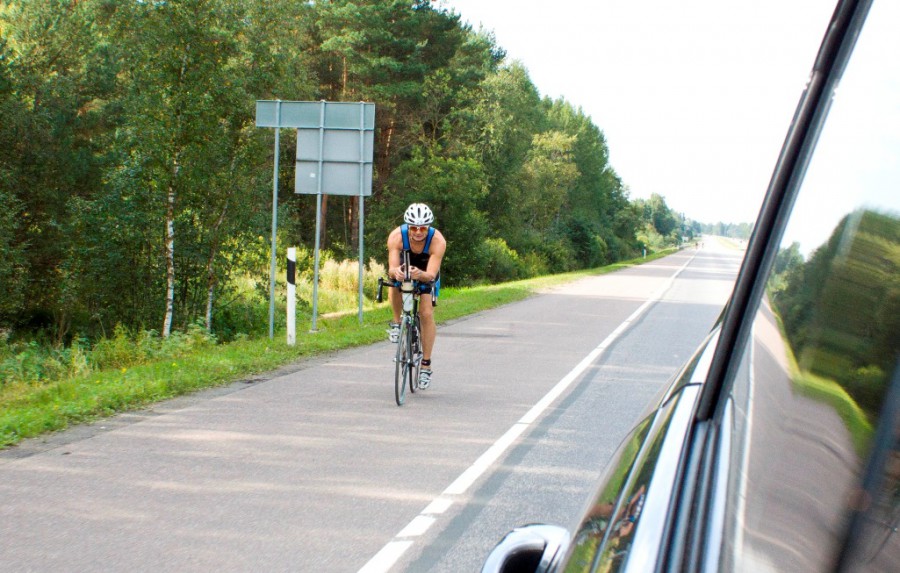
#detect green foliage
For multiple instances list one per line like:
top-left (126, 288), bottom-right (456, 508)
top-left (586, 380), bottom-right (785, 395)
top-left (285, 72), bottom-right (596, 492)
top-left (1, 321), bottom-right (216, 390)
top-left (90, 325), bottom-right (151, 370)
top-left (479, 238), bottom-right (524, 283)
top-left (774, 210), bottom-right (899, 417)
top-left (635, 193), bottom-right (680, 243)
top-left (311, 257), bottom-right (387, 314)
top-left (0, 255), bottom-right (662, 447)
top-left (466, 63), bottom-right (544, 238)
top-left (768, 241), bottom-right (805, 296)
top-left (565, 217), bottom-right (609, 268)
top-left (0, 335), bottom-right (86, 387)
top-left (0, 186), bottom-right (26, 321)
top-left (699, 220), bottom-right (754, 240)
top-left (1, 0), bottom-right (660, 354)
top-left (370, 147), bottom-right (489, 283)
top-left (791, 368), bottom-right (873, 456)
top-left (637, 224), bottom-right (670, 252)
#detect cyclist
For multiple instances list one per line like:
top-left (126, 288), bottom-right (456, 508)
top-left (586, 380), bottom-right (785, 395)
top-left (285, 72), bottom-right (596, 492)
top-left (386, 203), bottom-right (446, 389)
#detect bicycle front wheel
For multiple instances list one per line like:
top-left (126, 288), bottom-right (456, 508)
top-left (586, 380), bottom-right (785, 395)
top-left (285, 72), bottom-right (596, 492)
top-left (410, 315), bottom-right (423, 394)
top-left (394, 319), bottom-right (413, 406)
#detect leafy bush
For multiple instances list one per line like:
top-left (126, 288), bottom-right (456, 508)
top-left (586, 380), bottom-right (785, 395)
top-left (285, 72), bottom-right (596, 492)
top-left (0, 341), bottom-right (44, 385)
top-left (564, 217), bottom-right (608, 268)
top-left (164, 323), bottom-right (217, 355)
top-left (213, 270), bottom-right (288, 341)
top-left (90, 324), bottom-right (145, 370)
top-left (536, 235), bottom-right (576, 274)
top-left (845, 365), bottom-right (887, 417)
top-left (480, 238), bottom-right (523, 282)
top-left (520, 251), bottom-right (549, 278)
top-left (0, 337), bottom-right (92, 387)
top-left (636, 225), bottom-right (670, 251)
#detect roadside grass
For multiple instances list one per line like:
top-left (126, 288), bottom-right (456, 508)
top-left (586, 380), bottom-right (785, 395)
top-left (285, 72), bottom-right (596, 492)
top-left (770, 310), bottom-right (874, 456)
top-left (790, 370), bottom-right (873, 456)
top-left (0, 250), bottom-right (675, 449)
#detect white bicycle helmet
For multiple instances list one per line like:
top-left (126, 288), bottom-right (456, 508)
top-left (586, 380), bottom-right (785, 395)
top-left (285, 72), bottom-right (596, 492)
top-left (404, 203), bottom-right (435, 226)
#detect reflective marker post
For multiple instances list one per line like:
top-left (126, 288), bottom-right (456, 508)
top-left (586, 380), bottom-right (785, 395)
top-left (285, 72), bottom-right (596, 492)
top-left (286, 247), bottom-right (296, 345)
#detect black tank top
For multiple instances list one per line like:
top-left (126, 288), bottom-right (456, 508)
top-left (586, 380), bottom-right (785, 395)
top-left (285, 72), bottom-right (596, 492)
top-left (401, 224), bottom-right (436, 271)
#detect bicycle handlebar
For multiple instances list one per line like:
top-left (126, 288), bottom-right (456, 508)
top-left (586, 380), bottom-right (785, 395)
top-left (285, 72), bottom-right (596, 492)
top-left (377, 250), bottom-right (439, 306)
top-left (376, 276), bottom-right (437, 307)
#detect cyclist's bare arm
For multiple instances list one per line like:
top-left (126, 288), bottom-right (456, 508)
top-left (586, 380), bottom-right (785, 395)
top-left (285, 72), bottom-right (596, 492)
top-left (387, 228), bottom-right (406, 281)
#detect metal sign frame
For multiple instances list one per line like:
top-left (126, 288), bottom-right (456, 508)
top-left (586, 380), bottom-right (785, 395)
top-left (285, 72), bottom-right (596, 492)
top-left (255, 100), bottom-right (375, 335)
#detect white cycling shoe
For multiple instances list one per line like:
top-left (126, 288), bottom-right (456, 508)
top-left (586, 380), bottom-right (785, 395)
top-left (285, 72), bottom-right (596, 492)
top-left (418, 367), bottom-right (432, 389)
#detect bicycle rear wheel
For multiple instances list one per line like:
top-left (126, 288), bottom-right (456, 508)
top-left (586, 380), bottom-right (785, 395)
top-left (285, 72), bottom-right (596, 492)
top-left (394, 319), bottom-right (413, 406)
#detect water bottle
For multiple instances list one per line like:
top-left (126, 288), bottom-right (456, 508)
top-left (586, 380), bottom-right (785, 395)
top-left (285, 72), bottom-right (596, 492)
top-left (401, 281), bottom-right (414, 312)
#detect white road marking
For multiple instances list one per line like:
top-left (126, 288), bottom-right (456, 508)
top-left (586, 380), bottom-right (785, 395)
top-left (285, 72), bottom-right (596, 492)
top-left (398, 516), bottom-right (437, 538)
top-left (357, 254), bottom-right (696, 573)
top-left (423, 497), bottom-right (453, 515)
top-left (443, 422), bottom-right (528, 496)
top-left (358, 541), bottom-right (414, 573)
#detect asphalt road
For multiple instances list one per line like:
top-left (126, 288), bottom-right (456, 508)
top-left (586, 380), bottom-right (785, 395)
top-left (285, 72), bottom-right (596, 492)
top-left (0, 241), bottom-right (743, 573)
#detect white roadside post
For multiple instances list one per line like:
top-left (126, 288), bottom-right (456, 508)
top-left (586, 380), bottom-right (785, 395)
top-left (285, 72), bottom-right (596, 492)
top-left (287, 247), bottom-right (297, 346)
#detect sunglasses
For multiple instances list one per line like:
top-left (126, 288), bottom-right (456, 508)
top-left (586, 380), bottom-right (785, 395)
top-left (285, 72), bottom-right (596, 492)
top-left (409, 225), bottom-right (429, 233)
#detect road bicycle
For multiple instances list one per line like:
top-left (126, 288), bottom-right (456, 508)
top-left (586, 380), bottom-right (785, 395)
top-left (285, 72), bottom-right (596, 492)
top-left (376, 252), bottom-right (436, 406)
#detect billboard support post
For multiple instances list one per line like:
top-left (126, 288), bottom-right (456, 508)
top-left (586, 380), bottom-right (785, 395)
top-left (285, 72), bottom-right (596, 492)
top-left (256, 100), bottom-right (375, 333)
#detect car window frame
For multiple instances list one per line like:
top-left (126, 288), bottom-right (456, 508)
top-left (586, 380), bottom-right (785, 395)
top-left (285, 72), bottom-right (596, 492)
top-left (695, 0), bottom-right (874, 425)
top-left (659, 0), bottom-right (877, 570)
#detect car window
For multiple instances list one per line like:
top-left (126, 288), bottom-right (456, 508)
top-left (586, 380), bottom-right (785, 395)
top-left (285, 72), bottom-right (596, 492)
top-left (723, 2), bottom-right (899, 570)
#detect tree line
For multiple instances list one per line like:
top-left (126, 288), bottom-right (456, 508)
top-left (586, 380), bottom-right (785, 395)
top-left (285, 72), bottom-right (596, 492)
top-left (698, 221), bottom-right (752, 240)
top-left (0, 0), bottom-right (686, 346)
top-left (771, 210), bottom-right (899, 418)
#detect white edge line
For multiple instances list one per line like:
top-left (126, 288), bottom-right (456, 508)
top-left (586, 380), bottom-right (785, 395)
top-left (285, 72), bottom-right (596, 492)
top-left (397, 515), bottom-right (436, 538)
top-left (443, 423), bottom-right (529, 495)
top-left (357, 540), bottom-right (414, 573)
top-left (422, 497), bottom-right (453, 515)
top-left (357, 252), bottom-right (697, 573)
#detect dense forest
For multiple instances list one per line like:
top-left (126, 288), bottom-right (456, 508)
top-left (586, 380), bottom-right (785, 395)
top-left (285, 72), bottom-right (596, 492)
top-left (0, 0), bottom-right (688, 347)
top-left (771, 210), bottom-right (899, 417)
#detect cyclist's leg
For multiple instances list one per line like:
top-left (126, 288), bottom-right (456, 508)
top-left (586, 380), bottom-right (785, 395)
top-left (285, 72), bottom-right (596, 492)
top-left (418, 292), bottom-right (436, 362)
top-left (417, 284), bottom-right (436, 389)
top-left (387, 284), bottom-right (402, 342)
top-left (387, 285), bottom-right (403, 323)
top-left (419, 279), bottom-right (439, 359)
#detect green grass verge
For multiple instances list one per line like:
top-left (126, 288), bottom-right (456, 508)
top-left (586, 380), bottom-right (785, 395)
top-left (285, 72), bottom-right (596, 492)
top-left (771, 310), bottom-right (874, 456)
top-left (0, 250), bottom-right (676, 449)
top-left (790, 370), bottom-right (873, 457)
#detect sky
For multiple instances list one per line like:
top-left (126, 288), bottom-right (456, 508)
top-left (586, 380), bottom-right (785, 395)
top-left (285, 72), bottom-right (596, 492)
top-left (439, 1), bottom-right (840, 227)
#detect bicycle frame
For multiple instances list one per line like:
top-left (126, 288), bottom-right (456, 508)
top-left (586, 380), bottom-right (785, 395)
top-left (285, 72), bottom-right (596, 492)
top-left (377, 251), bottom-right (434, 405)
